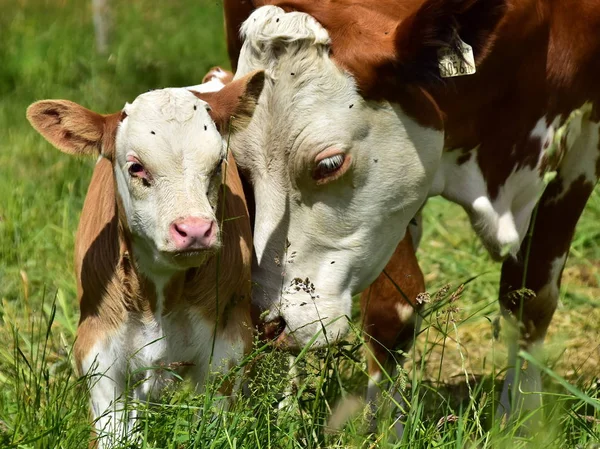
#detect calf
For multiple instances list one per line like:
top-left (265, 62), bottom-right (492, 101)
top-left (26, 70), bottom-right (264, 447)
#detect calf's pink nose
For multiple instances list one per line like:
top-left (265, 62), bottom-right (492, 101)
top-left (170, 217), bottom-right (216, 250)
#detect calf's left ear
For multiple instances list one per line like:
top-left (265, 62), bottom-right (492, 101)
top-left (193, 70), bottom-right (265, 132)
top-left (26, 100), bottom-right (108, 156)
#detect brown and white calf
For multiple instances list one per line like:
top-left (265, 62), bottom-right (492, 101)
top-left (26, 71), bottom-right (264, 446)
top-left (222, 0), bottom-right (600, 427)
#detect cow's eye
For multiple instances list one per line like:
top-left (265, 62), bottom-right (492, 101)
top-left (313, 153), bottom-right (348, 184)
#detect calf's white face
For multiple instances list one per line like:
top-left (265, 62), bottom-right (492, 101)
top-left (26, 72), bottom-right (264, 276)
top-left (231, 7), bottom-right (443, 349)
top-left (114, 89), bottom-right (225, 273)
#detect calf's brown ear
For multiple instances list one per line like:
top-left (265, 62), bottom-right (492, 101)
top-left (193, 70), bottom-right (265, 132)
top-left (26, 100), bottom-right (107, 156)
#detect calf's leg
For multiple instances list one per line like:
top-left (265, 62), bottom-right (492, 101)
top-left (77, 330), bottom-right (130, 449)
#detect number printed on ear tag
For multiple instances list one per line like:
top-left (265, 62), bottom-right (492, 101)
top-left (438, 38), bottom-right (476, 78)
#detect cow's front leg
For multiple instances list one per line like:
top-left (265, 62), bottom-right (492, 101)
top-left (361, 225), bottom-right (424, 437)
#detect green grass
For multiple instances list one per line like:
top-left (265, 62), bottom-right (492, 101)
top-left (1, 0), bottom-right (599, 447)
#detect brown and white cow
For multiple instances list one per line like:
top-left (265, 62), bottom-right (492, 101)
top-left (221, 0), bottom-right (600, 427)
top-left (26, 71), bottom-right (264, 447)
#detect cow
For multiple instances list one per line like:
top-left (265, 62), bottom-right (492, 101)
top-left (220, 0), bottom-right (600, 431)
top-left (26, 70), bottom-right (264, 447)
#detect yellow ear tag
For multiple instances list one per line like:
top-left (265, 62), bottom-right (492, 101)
top-left (438, 38), bottom-right (476, 78)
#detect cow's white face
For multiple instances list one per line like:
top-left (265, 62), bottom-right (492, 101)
top-left (114, 89), bottom-right (225, 274)
top-left (231, 6), bottom-right (443, 349)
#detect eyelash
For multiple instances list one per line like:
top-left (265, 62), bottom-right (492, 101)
top-left (313, 154), bottom-right (346, 182)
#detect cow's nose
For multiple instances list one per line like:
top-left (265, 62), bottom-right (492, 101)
top-left (170, 217), bottom-right (216, 250)
top-left (262, 316), bottom-right (287, 341)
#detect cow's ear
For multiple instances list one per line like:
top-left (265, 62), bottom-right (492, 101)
top-left (389, 0), bottom-right (506, 85)
top-left (26, 100), bottom-right (107, 156)
top-left (193, 70), bottom-right (265, 132)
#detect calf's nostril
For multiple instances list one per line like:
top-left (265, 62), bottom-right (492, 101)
top-left (173, 223), bottom-right (188, 238)
top-left (203, 222), bottom-right (214, 238)
top-left (263, 316), bottom-right (286, 341)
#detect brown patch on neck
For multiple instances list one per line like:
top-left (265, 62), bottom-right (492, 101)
top-left (395, 85), bottom-right (444, 130)
top-left (73, 157), bottom-right (134, 370)
top-left (73, 113), bottom-right (158, 370)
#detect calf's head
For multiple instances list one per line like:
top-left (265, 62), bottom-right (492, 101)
top-left (27, 71), bottom-right (264, 276)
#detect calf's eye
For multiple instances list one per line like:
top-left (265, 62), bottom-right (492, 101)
top-left (128, 163), bottom-right (145, 176)
top-left (126, 157), bottom-right (151, 186)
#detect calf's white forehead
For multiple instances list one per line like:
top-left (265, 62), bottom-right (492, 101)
top-left (116, 88), bottom-right (223, 166)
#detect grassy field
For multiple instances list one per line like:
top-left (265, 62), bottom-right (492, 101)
top-left (1, 0), bottom-right (599, 447)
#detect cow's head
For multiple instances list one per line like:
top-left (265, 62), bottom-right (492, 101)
top-left (27, 71), bottom-right (264, 276)
top-left (228, 2), bottom-right (503, 349)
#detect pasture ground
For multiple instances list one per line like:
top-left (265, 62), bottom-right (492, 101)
top-left (0, 1), bottom-right (599, 447)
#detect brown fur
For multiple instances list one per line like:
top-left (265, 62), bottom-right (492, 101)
top-left (193, 70), bottom-right (265, 133)
top-left (27, 100), bottom-right (110, 156)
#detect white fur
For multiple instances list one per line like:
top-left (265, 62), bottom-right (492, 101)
top-left (232, 6), bottom-right (443, 349)
top-left (430, 136), bottom-right (548, 260)
top-left (82, 312), bottom-right (245, 448)
top-left (187, 77), bottom-right (227, 94)
top-left (114, 88), bottom-right (225, 274)
top-left (549, 103), bottom-right (599, 203)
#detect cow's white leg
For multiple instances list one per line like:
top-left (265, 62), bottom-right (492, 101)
top-left (365, 368), bottom-right (382, 433)
top-left (498, 333), bottom-right (518, 417)
top-left (498, 341), bottom-right (544, 430)
top-left (89, 374), bottom-right (127, 448)
top-left (279, 355), bottom-right (300, 411)
top-left (366, 363), bottom-right (408, 436)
